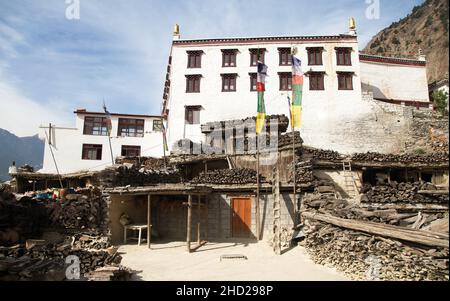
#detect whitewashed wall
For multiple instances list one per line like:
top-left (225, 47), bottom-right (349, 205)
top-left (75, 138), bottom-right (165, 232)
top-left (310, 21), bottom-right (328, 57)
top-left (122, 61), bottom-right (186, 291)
top-left (360, 60), bottom-right (429, 102)
top-left (166, 38), bottom-right (364, 152)
top-left (39, 114), bottom-right (164, 174)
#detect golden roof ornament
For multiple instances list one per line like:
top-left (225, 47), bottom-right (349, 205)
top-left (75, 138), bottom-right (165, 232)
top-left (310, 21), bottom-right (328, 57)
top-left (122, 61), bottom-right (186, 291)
top-left (349, 17), bottom-right (356, 30)
top-left (173, 24), bottom-right (180, 35)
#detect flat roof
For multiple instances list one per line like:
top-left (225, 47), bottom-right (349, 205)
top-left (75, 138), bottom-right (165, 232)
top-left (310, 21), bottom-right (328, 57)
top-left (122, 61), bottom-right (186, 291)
top-left (173, 34), bottom-right (357, 46)
top-left (359, 54), bottom-right (426, 67)
top-left (74, 110), bottom-right (163, 119)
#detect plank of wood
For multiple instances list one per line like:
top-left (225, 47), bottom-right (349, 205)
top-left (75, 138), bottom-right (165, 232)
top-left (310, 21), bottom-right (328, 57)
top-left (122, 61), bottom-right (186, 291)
top-left (302, 212), bottom-right (449, 248)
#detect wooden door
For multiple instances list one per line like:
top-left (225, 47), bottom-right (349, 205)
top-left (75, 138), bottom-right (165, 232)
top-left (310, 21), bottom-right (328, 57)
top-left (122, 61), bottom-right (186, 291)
top-left (231, 198), bottom-right (252, 238)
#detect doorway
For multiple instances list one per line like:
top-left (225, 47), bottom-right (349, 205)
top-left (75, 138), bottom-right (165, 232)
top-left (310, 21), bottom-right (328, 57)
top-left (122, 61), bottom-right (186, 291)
top-left (231, 198), bottom-right (252, 238)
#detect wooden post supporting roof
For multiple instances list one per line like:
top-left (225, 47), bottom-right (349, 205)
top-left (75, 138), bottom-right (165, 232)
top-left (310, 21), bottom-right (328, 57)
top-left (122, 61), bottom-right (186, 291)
top-left (147, 194), bottom-right (151, 249)
top-left (197, 195), bottom-right (201, 245)
top-left (187, 194), bottom-right (192, 253)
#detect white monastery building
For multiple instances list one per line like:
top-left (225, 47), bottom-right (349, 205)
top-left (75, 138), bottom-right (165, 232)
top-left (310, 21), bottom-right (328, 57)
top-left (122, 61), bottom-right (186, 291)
top-left (38, 19), bottom-right (432, 174)
top-left (39, 110), bottom-right (164, 174)
top-left (162, 20), bottom-right (431, 155)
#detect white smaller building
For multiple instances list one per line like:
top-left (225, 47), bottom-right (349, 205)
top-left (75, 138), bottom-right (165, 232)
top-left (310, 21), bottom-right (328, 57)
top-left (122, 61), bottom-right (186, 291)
top-left (39, 110), bottom-right (165, 174)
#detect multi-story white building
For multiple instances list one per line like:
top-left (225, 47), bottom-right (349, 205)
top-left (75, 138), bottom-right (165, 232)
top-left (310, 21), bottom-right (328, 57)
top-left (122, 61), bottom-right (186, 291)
top-left (162, 21), bottom-right (430, 154)
top-left (39, 110), bottom-right (164, 174)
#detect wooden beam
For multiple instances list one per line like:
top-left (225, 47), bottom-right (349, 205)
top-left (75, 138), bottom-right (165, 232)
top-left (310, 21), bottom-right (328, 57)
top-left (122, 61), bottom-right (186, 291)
top-left (187, 195), bottom-right (192, 253)
top-left (205, 198), bottom-right (209, 240)
top-left (147, 194), bottom-right (151, 249)
top-left (302, 212), bottom-right (449, 248)
top-left (197, 195), bottom-right (201, 245)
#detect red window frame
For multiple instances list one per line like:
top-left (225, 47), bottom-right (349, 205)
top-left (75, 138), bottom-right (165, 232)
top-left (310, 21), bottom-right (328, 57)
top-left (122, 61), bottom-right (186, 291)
top-left (336, 48), bottom-right (352, 66)
top-left (279, 73), bottom-right (292, 91)
top-left (308, 48), bottom-right (323, 66)
top-left (250, 73), bottom-right (257, 91)
top-left (187, 51), bottom-right (202, 68)
top-left (222, 50), bottom-right (237, 67)
top-left (250, 49), bottom-right (265, 66)
top-left (186, 75), bottom-right (201, 93)
top-left (222, 74), bottom-right (237, 92)
top-left (82, 144), bottom-right (102, 160)
top-left (83, 116), bottom-right (108, 136)
top-left (121, 145), bottom-right (141, 157)
top-left (117, 118), bottom-right (145, 137)
top-left (185, 106), bottom-right (201, 125)
top-left (337, 73), bottom-right (354, 90)
top-left (309, 72), bottom-right (325, 90)
top-left (279, 48), bottom-right (292, 66)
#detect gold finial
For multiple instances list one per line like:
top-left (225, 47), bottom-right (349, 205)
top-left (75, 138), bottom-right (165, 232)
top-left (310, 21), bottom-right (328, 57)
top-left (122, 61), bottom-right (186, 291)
top-left (173, 24), bottom-right (180, 35)
top-left (292, 46), bottom-right (298, 55)
top-left (349, 17), bottom-right (356, 30)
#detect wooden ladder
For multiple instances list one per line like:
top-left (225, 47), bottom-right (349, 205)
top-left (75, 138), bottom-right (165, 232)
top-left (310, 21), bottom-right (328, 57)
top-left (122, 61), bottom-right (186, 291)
top-left (272, 164), bottom-right (281, 255)
top-left (342, 160), bottom-right (359, 198)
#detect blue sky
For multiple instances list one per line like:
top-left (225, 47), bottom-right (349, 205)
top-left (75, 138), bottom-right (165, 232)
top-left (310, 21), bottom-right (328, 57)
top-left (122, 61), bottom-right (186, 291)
top-left (0, 0), bottom-right (424, 136)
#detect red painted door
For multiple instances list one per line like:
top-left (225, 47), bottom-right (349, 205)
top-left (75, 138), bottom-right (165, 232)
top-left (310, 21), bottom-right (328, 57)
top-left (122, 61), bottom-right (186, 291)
top-left (231, 198), bottom-right (252, 238)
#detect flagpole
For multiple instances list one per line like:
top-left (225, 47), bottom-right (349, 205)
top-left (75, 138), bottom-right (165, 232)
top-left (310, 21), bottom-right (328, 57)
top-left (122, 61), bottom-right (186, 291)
top-left (256, 134), bottom-right (260, 241)
top-left (103, 100), bottom-right (115, 166)
top-left (108, 134), bottom-right (114, 166)
top-left (161, 116), bottom-right (167, 169)
top-left (291, 48), bottom-right (298, 226)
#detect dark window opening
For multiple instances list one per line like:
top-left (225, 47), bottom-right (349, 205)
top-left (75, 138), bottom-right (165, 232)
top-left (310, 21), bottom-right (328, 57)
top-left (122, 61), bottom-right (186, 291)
top-left (121, 145), bottom-right (141, 157)
top-left (83, 116), bottom-right (108, 136)
top-left (278, 48), bottom-right (292, 66)
top-left (421, 172), bottom-right (433, 183)
top-left (222, 74), bottom-right (237, 92)
top-left (279, 72), bottom-right (292, 91)
top-left (336, 48), bottom-right (352, 66)
top-left (82, 144), bottom-right (102, 160)
top-left (309, 72), bottom-right (325, 90)
top-left (222, 50), bottom-right (237, 67)
top-left (186, 75), bottom-right (201, 93)
top-left (185, 106), bottom-right (201, 125)
top-left (250, 73), bottom-right (257, 91)
top-left (187, 51), bottom-right (202, 68)
top-left (308, 48), bottom-right (323, 65)
top-left (337, 73), bottom-right (353, 90)
top-left (250, 49), bottom-right (265, 66)
top-left (117, 118), bottom-right (145, 137)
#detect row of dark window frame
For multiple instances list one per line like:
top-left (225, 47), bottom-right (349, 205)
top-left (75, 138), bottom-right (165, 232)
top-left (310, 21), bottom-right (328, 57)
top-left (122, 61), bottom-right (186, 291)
top-left (83, 117), bottom-right (163, 136)
top-left (187, 47), bottom-right (353, 68)
top-left (186, 72), bottom-right (354, 93)
top-left (81, 144), bottom-right (142, 160)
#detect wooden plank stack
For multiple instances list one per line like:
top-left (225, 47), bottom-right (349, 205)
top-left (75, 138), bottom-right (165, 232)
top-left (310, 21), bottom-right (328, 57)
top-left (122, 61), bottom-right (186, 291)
top-left (301, 195), bottom-right (449, 280)
top-left (361, 182), bottom-right (449, 204)
top-left (191, 168), bottom-right (264, 185)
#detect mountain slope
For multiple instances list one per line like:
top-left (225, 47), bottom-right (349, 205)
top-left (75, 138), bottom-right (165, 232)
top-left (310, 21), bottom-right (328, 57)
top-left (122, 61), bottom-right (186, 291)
top-left (363, 0), bottom-right (449, 83)
top-left (0, 129), bottom-right (44, 181)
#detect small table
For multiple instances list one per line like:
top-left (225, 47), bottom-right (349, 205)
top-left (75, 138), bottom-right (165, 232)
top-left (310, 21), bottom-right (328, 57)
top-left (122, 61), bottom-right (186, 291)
top-left (123, 224), bottom-right (148, 246)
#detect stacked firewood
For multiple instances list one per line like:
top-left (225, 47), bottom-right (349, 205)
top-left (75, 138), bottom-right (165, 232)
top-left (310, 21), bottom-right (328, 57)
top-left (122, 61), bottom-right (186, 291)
top-left (303, 224), bottom-right (448, 280)
top-left (191, 168), bottom-right (264, 185)
top-left (115, 164), bottom-right (183, 186)
top-left (96, 164), bottom-right (184, 187)
top-left (289, 161), bottom-right (314, 184)
top-left (0, 242), bottom-right (122, 280)
top-left (115, 156), bottom-right (166, 170)
top-left (361, 182), bottom-right (449, 204)
top-left (351, 151), bottom-right (449, 163)
top-left (278, 132), bottom-right (303, 149)
top-left (201, 114), bottom-right (290, 134)
top-left (302, 148), bottom-right (343, 162)
top-left (301, 196), bottom-right (449, 280)
top-left (85, 265), bottom-right (136, 281)
top-left (46, 194), bottom-right (109, 231)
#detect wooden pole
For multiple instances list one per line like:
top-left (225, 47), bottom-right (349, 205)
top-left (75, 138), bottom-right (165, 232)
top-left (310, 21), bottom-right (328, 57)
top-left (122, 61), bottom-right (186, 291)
top-left (256, 136), bottom-right (261, 241)
top-left (197, 195), bottom-right (201, 245)
top-left (187, 194), bottom-right (192, 253)
top-left (292, 130), bottom-right (297, 225)
top-left (147, 194), bottom-right (151, 249)
top-left (205, 197), bottom-right (209, 240)
top-left (45, 124), bottom-right (63, 189)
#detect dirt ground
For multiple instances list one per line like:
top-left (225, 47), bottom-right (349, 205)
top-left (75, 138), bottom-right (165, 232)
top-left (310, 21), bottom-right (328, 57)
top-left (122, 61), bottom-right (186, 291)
top-left (119, 240), bottom-right (348, 281)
